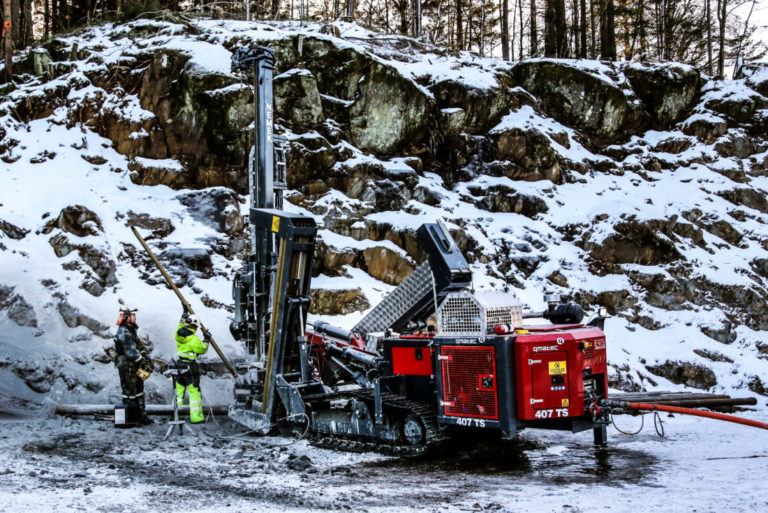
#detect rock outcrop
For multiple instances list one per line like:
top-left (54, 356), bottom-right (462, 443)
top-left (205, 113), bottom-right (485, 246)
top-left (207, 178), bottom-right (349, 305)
top-left (512, 60), bottom-right (647, 146)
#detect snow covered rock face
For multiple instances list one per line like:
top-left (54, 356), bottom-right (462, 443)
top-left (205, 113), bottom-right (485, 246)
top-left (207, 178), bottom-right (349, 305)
top-left (3, 18), bottom-right (768, 407)
top-left (623, 62), bottom-right (700, 127)
top-left (433, 78), bottom-right (511, 133)
top-left (0, 286), bottom-right (37, 328)
top-left (268, 36), bottom-right (430, 154)
top-left (274, 69), bottom-right (324, 128)
top-left (512, 60), bottom-right (647, 146)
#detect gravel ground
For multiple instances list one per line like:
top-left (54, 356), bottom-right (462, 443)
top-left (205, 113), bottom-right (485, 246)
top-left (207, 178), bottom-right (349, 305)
top-left (1, 403), bottom-right (767, 513)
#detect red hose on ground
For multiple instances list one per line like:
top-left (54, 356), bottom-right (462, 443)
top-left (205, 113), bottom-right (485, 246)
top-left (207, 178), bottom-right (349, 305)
top-left (629, 402), bottom-right (768, 430)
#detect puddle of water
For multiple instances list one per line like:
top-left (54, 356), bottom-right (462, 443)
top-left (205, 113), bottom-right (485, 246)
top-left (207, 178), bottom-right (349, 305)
top-left (362, 435), bottom-right (658, 486)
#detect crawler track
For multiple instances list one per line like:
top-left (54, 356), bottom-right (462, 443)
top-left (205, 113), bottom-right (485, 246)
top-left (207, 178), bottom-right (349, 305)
top-left (308, 390), bottom-right (445, 456)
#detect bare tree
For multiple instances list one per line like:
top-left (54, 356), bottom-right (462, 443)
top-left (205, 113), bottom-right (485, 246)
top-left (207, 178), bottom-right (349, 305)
top-left (599, 0), bottom-right (616, 59)
top-left (530, 0), bottom-right (537, 56)
top-left (544, 0), bottom-right (567, 57)
top-left (571, 0), bottom-right (578, 56)
top-left (579, 0), bottom-right (586, 57)
top-left (717, 0), bottom-right (727, 77)
top-left (590, 0), bottom-right (596, 56)
top-left (3, 0), bottom-right (11, 81)
top-left (501, 0), bottom-right (509, 59)
top-left (705, 0), bottom-right (712, 73)
top-left (518, 0), bottom-right (524, 59)
top-left (457, 0), bottom-right (463, 50)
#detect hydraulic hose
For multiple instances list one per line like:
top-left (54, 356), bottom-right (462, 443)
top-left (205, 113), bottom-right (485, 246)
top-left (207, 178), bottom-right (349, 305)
top-left (615, 401), bottom-right (768, 431)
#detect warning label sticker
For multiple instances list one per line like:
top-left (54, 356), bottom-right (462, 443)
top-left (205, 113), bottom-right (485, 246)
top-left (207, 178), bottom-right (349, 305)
top-left (562, 398), bottom-right (570, 408)
top-left (272, 216), bottom-right (280, 232)
top-left (548, 361), bottom-right (567, 375)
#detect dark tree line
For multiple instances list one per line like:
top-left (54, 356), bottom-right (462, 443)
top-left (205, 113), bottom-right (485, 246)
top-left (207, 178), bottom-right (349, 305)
top-left (2, 0), bottom-right (766, 80)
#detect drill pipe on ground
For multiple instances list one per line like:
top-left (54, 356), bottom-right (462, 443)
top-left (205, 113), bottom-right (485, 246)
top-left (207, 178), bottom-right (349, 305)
top-left (131, 226), bottom-right (237, 377)
top-left (55, 404), bottom-right (229, 416)
top-left (611, 397), bottom-right (757, 412)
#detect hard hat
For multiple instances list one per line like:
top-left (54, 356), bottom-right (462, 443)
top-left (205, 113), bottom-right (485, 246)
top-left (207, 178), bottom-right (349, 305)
top-left (185, 314), bottom-right (200, 327)
top-left (117, 307), bottom-right (137, 325)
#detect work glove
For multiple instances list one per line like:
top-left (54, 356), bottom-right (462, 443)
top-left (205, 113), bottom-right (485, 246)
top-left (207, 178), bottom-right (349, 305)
top-left (136, 358), bottom-right (153, 380)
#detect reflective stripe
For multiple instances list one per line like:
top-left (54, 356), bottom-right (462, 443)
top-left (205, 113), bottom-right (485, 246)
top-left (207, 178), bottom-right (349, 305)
top-left (177, 352), bottom-right (197, 360)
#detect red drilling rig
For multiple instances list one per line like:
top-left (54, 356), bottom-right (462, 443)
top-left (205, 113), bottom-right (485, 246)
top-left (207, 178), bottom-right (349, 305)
top-left (227, 46), bottom-right (610, 454)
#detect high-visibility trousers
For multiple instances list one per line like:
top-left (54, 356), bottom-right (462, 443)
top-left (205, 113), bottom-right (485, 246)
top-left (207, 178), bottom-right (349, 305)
top-left (175, 381), bottom-right (204, 423)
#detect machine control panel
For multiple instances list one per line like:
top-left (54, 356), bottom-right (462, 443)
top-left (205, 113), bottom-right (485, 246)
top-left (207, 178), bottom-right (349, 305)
top-left (514, 327), bottom-right (607, 421)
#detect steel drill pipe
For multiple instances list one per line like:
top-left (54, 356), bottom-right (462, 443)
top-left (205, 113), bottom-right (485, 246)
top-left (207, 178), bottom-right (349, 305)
top-left (55, 404), bottom-right (229, 416)
top-left (131, 226), bottom-right (237, 377)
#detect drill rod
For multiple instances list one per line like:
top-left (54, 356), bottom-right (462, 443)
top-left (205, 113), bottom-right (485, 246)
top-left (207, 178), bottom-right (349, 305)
top-left (131, 226), bottom-right (237, 377)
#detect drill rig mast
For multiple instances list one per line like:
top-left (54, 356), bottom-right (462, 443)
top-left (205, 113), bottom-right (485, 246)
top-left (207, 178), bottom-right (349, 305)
top-left (229, 47), bottom-right (319, 432)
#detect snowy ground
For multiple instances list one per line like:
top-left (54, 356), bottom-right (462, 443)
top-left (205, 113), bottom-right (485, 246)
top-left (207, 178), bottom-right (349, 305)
top-left (1, 402), bottom-right (767, 513)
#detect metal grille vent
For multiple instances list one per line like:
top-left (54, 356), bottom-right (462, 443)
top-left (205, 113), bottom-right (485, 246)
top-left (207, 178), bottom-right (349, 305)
top-left (441, 346), bottom-right (498, 420)
top-left (439, 294), bottom-right (482, 333)
top-left (436, 291), bottom-right (523, 336)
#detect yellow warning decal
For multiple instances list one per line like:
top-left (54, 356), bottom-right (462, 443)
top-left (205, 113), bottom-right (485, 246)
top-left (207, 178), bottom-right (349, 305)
top-left (549, 361), bottom-right (567, 375)
top-left (272, 216), bottom-right (280, 232)
top-left (562, 398), bottom-right (570, 407)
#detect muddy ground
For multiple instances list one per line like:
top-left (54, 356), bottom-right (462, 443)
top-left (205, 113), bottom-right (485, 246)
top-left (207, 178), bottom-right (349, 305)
top-left (1, 401), bottom-right (766, 513)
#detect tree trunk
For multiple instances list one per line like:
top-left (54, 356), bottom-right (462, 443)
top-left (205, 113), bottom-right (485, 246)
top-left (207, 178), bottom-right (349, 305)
top-left (501, 0), bottom-right (509, 59)
top-left (3, 0), bottom-right (11, 81)
top-left (467, 0), bottom-right (473, 51)
top-left (706, 0), bottom-right (713, 75)
top-left (544, 0), bottom-right (555, 56)
top-left (271, 0), bottom-right (279, 18)
top-left (717, 0), bottom-right (726, 78)
top-left (456, 0), bottom-right (463, 51)
top-left (413, 0), bottom-right (421, 37)
top-left (530, 0), bottom-right (537, 56)
top-left (21, 0), bottom-right (30, 45)
top-left (518, 0), bottom-right (524, 59)
top-left (599, 0), bottom-right (615, 60)
top-left (555, 0), bottom-right (566, 56)
top-left (637, 0), bottom-right (645, 57)
top-left (544, 0), bottom-right (566, 57)
top-left (579, 0), bottom-right (586, 57)
top-left (480, 0), bottom-right (485, 56)
top-left (589, 0), bottom-right (595, 57)
top-left (10, 0), bottom-right (17, 43)
top-left (572, 0), bottom-right (578, 57)
top-left (44, 0), bottom-right (49, 40)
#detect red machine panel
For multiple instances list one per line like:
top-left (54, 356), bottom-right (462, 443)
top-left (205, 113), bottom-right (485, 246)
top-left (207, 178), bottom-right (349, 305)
top-left (515, 327), bottom-right (607, 421)
top-left (529, 350), bottom-right (569, 410)
top-left (440, 346), bottom-right (499, 420)
top-left (392, 346), bottom-right (434, 376)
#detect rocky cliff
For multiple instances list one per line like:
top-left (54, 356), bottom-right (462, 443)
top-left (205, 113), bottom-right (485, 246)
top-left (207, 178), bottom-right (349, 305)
top-left (1, 18), bottom-right (767, 407)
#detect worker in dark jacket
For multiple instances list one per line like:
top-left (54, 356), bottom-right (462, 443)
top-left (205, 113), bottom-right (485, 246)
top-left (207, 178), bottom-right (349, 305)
top-left (175, 312), bottom-right (209, 423)
top-left (115, 307), bottom-right (153, 426)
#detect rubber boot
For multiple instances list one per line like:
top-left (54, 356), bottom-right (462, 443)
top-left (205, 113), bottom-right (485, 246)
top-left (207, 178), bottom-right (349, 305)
top-left (137, 396), bottom-right (154, 425)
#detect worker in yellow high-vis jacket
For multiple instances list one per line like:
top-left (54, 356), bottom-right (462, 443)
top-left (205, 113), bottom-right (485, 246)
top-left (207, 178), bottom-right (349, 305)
top-left (174, 312), bottom-right (209, 423)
